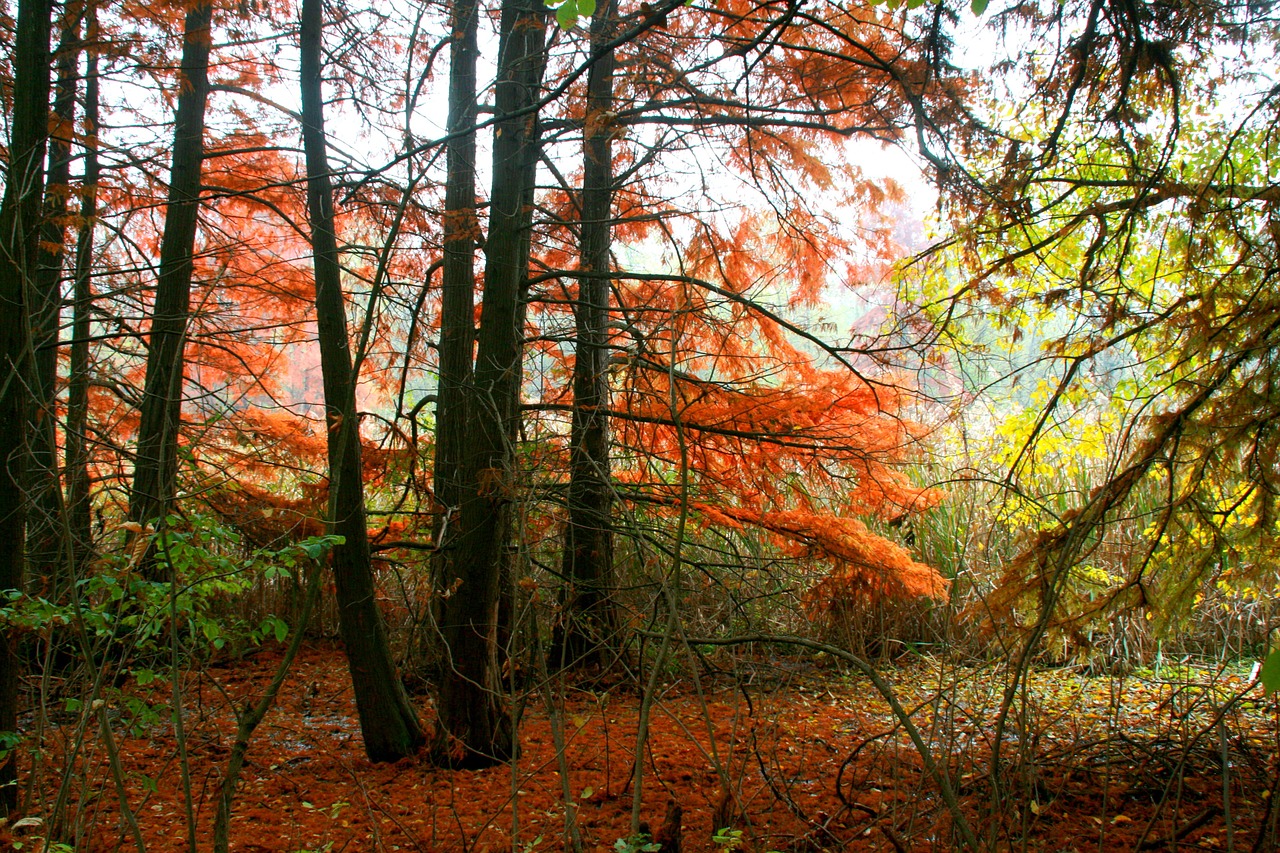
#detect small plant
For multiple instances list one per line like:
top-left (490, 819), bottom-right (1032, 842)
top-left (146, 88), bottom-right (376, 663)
top-left (711, 827), bottom-right (745, 851)
top-left (614, 832), bottom-right (661, 853)
top-left (8, 822), bottom-right (75, 853)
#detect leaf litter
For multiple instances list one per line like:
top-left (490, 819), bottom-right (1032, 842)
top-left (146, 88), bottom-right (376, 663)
top-left (8, 645), bottom-right (1279, 852)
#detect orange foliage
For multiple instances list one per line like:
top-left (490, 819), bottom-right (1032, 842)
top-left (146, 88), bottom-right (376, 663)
top-left (522, 7), bottom-right (945, 604)
top-left (614, 359), bottom-right (947, 607)
top-left (695, 503), bottom-right (946, 605)
top-left (203, 480), bottom-right (326, 549)
top-left (62, 0), bottom-right (951, 608)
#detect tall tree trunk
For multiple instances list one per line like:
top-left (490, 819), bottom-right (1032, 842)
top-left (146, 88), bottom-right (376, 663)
top-left (429, 0), bottom-right (480, 661)
top-left (127, 1), bottom-right (211, 538)
top-left (557, 0), bottom-right (620, 669)
top-left (0, 0), bottom-right (53, 817)
top-left (66, 3), bottom-right (100, 575)
top-left (300, 0), bottom-right (425, 762)
top-left (28, 12), bottom-right (82, 599)
top-left (431, 0), bottom-right (547, 768)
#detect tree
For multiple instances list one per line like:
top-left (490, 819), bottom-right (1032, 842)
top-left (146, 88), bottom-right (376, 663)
top-left (65, 1), bottom-right (100, 576)
top-left (300, 0), bottom-right (425, 762)
top-left (430, 0), bottom-right (480, 662)
top-left (555, 0), bottom-right (623, 669)
top-left (909, 0), bottom-right (1280, 635)
top-left (431, 0), bottom-right (549, 767)
top-left (525, 0), bottom-right (963, 625)
top-left (126, 0), bottom-right (213, 545)
top-left (417, 0), bottom-right (970, 691)
top-left (26, 8), bottom-right (83, 597)
top-left (887, 2), bottom-right (1280, 822)
top-left (0, 0), bottom-right (53, 816)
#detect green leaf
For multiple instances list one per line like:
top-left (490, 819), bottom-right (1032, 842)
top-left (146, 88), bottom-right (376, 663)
top-left (970, 0), bottom-right (989, 14)
top-left (556, 0), bottom-right (578, 29)
top-left (578, 0), bottom-right (596, 17)
top-left (296, 534), bottom-right (342, 562)
top-left (1261, 648), bottom-right (1280, 695)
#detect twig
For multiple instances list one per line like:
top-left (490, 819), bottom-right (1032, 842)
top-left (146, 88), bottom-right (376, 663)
top-left (635, 630), bottom-right (980, 850)
top-left (212, 553), bottom-right (326, 853)
top-left (1136, 804), bottom-right (1221, 850)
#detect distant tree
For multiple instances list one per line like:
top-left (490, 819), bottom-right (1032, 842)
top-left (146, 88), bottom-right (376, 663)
top-left (524, 0), bottom-right (965, 634)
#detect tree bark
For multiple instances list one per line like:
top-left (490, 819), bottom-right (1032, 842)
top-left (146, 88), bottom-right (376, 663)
top-left (28, 11), bottom-right (82, 598)
top-left (429, 0), bottom-right (480, 661)
top-left (431, 0), bottom-right (547, 768)
top-left (0, 0), bottom-right (53, 817)
top-left (66, 3), bottom-right (100, 577)
top-left (557, 0), bottom-right (620, 669)
top-left (127, 1), bottom-right (212, 540)
top-left (300, 0), bottom-right (425, 762)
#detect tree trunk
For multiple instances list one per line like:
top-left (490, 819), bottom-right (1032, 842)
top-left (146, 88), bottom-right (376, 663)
top-left (127, 1), bottom-right (212, 540)
top-left (431, 0), bottom-right (547, 768)
top-left (0, 0), bottom-right (53, 817)
top-left (429, 0), bottom-right (480, 663)
top-left (300, 0), bottom-right (425, 762)
top-left (28, 13), bottom-right (82, 599)
top-left (557, 0), bottom-right (620, 669)
top-left (66, 3), bottom-right (100, 577)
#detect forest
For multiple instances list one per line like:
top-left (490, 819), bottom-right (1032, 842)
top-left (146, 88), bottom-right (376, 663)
top-left (1, 0), bottom-right (1279, 849)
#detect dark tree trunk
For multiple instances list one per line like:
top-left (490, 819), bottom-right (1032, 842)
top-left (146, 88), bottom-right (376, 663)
top-left (300, 0), bottom-right (425, 762)
top-left (429, 0), bottom-right (480, 656)
top-left (66, 4), bottom-right (100, 576)
top-left (28, 14), bottom-right (82, 598)
top-left (0, 0), bottom-right (53, 817)
top-left (557, 0), bottom-right (620, 669)
top-left (431, 0), bottom-right (547, 768)
top-left (127, 1), bottom-right (212, 539)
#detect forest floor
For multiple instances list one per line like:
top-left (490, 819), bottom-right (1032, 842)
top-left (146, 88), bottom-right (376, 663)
top-left (8, 643), bottom-right (1279, 852)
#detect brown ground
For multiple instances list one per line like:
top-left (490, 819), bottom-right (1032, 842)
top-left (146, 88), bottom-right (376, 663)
top-left (7, 645), bottom-right (1277, 852)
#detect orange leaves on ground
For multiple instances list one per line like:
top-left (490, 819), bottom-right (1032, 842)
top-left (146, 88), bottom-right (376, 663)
top-left (25, 647), bottom-right (1269, 853)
